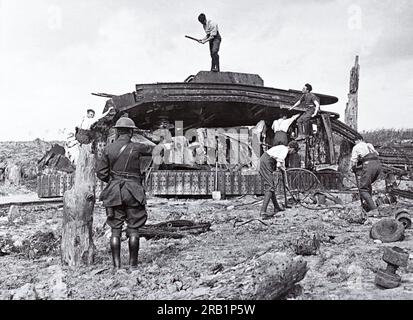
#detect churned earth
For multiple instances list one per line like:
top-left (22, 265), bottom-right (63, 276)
top-left (0, 191), bottom-right (412, 300)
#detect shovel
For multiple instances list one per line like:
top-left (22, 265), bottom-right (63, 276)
top-left (281, 170), bottom-right (292, 208)
top-left (212, 161), bottom-right (221, 200)
top-left (353, 169), bottom-right (364, 208)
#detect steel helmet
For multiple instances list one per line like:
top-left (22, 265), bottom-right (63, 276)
top-left (114, 117), bottom-right (137, 129)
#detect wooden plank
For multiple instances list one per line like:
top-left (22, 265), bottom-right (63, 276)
top-left (59, 173), bottom-right (65, 196)
top-left (208, 172), bottom-right (215, 194)
top-left (240, 174), bottom-right (248, 195)
top-left (183, 172), bottom-right (192, 194)
top-left (191, 172), bottom-right (200, 194)
top-left (167, 172), bottom-right (176, 195)
top-left (233, 172), bottom-right (240, 195)
top-left (320, 113), bottom-right (336, 164)
top-left (159, 172), bottom-right (167, 195)
top-left (225, 172), bottom-right (232, 195)
top-left (199, 172), bottom-right (208, 195)
top-left (50, 175), bottom-right (59, 197)
top-left (176, 172), bottom-right (183, 195)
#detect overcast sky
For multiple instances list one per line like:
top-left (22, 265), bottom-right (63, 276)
top-left (0, 0), bottom-right (412, 141)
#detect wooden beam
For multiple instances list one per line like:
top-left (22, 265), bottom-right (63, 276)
top-left (320, 114), bottom-right (336, 164)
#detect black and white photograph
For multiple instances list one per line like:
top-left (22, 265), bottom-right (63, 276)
top-left (0, 0), bottom-right (413, 307)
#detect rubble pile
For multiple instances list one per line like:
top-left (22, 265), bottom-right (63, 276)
top-left (21, 231), bottom-right (60, 259)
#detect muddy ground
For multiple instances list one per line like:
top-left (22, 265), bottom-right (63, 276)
top-left (0, 185), bottom-right (412, 301)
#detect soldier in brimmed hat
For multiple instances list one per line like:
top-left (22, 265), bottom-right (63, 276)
top-left (97, 117), bottom-right (154, 271)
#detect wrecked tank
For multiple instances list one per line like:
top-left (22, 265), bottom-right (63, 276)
top-left (36, 71), bottom-right (364, 198)
top-left (93, 71), bottom-right (362, 197)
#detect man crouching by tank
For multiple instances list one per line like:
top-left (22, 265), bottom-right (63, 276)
top-left (97, 117), bottom-right (154, 271)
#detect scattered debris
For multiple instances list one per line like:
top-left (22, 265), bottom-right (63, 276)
top-left (138, 220), bottom-right (211, 240)
top-left (375, 246), bottom-right (409, 289)
top-left (293, 230), bottom-right (321, 256)
top-left (394, 209), bottom-right (411, 229)
top-left (211, 263), bottom-right (224, 274)
top-left (338, 207), bottom-right (367, 224)
top-left (21, 231), bottom-right (60, 259)
top-left (10, 283), bottom-right (38, 300)
top-left (38, 144), bottom-right (74, 173)
top-left (233, 218), bottom-right (268, 228)
top-left (7, 205), bottom-right (20, 223)
top-left (370, 218), bottom-right (405, 243)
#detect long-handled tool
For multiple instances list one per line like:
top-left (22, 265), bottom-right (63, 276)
top-left (353, 170), bottom-right (364, 208)
top-left (185, 35), bottom-right (200, 42)
top-left (281, 170), bottom-right (292, 208)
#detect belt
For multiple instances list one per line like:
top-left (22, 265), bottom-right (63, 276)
top-left (361, 154), bottom-right (379, 163)
top-left (111, 171), bottom-right (142, 180)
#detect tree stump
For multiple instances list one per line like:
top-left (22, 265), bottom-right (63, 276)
top-left (253, 254), bottom-right (308, 300)
top-left (61, 144), bottom-right (96, 266)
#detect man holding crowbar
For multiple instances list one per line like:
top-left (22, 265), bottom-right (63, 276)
top-left (185, 13), bottom-right (221, 72)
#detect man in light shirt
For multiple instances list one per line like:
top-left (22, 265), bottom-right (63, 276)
top-left (77, 107), bottom-right (114, 131)
top-left (259, 141), bottom-right (299, 219)
top-left (79, 109), bottom-right (96, 130)
top-left (350, 136), bottom-right (382, 213)
top-left (271, 114), bottom-right (300, 146)
top-left (198, 13), bottom-right (221, 72)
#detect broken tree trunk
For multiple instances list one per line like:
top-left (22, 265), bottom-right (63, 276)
top-left (61, 144), bottom-right (96, 266)
top-left (339, 56), bottom-right (360, 183)
top-left (345, 55), bottom-right (359, 131)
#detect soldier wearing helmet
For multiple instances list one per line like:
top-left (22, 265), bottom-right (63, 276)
top-left (96, 116), bottom-right (154, 271)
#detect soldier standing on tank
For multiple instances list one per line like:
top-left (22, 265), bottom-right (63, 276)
top-left (197, 13), bottom-right (222, 72)
top-left (97, 117), bottom-right (154, 271)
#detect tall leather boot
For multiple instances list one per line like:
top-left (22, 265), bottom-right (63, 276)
top-left (260, 191), bottom-right (272, 213)
top-left (128, 235), bottom-right (140, 270)
top-left (260, 191), bottom-right (275, 219)
top-left (271, 193), bottom-right (285, 213)
top-left (215, 55), bottom-right (220, 72)
top-left (360, 190), bottom-right (377, 212)
top-left (110, 236), bottom-right (121, 270)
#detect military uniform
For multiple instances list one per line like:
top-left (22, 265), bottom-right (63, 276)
top-left (97, 135), bottom-right (153, 237)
